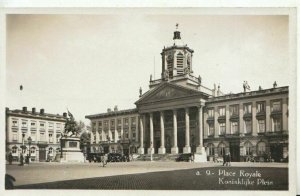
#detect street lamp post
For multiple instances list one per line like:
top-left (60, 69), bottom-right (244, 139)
top-left (27, 136), bottom-right (32, 164)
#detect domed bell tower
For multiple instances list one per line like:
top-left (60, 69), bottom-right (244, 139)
top-left (161, 23), bottom-right (194, 80)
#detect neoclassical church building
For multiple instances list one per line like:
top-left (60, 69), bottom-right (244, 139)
top-left (86, 26), bottom-right (289, 162)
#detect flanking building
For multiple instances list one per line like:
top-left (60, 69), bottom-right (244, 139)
top-left (5, 107), bottom-right (66, 162)
top-left (86, 26), bottom-right (289, 162)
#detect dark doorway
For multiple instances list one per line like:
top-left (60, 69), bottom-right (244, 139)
top-left (177, 128), bottom-right (185, 154)
top-left (155, 139), bottom-right (160, 154)
top-left (270, 144), bottom-right (283, 162)
top-left (39, 147), bottom-right (46, 162)
top-left (103, 146), bottom-right (109, 153)
top-left (229, 142), bottom-right (240, 161)
top-left (123, 149), bottom-right (129, 156)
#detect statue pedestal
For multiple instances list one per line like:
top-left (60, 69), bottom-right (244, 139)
top-left (60, 136), bottom-right (84, 163)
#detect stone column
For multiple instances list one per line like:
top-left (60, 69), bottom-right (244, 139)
top-left (183, 108), bottom-right (191, 153)
top-left (226, 105), bottom-right (230, 134)
top-left (159, 111), bottom-right (166, 154)
top-left (171, 109), bottom-right (178, 154)
top-left (138, 115), bottom-right (144, 154)
top-left (148, 113), bottom-right (154, 154)
top-left (196, 106), bottom-right (205, 154)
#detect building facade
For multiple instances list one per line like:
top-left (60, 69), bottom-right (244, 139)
top-left (85, 26), bottom-right (289, 162)
top-left (6, 107), bottom-right (66, 162)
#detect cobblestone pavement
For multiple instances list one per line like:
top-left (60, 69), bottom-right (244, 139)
top-left (6, 161), bottom-right (288, 190)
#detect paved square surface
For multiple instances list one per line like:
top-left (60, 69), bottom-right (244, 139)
top-left (6, 161), bottom-right (288, 190)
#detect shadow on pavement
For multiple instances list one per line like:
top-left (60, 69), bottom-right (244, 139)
top-left (5, 174), bottom-right (16, 189)
top-left (15, 167), bottom-right (288, 190)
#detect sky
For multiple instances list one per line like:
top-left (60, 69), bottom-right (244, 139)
top-left (6, 13), bottom-right (290, 124)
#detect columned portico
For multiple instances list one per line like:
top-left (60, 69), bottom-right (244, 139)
top-left (171, 109), bottom-right (178, 154)
top-left (138, 115), bottom-right (144, 154)
top-left (183, 108), bottom-right (191, 153)
top-left (148, 113), bottom-right (154, 154)
top-left (158, 111), bottom-right (166, 154)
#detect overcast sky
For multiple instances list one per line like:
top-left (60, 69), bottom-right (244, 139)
top-left (6, 13), bottom-right (290, 124)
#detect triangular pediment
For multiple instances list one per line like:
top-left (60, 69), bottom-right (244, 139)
top-left (135, 82), bottom-right (202, 105)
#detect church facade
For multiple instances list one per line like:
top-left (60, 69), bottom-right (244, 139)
top-left (85, 27), bottom-right (289, 162)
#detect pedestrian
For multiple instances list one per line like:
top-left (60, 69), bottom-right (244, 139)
top-left (19, 153), bottom-right (24, 166)
top-left (8, 152), bottom-right (13, 165)
top-left (223, 153), bottom-right (227, 166)
top-left (25, 154), bottom-right (29, 164)
top-left (226, 152), bottom-right (231, 166)
top-left (101, 153), bottom-right (108, 167)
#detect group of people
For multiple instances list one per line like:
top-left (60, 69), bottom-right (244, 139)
top-left (223, 152), bottom-right (231, 166)
top-left (7, 152), bottom-right (31, 166)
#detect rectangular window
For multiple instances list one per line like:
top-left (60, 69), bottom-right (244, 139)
top-left (208, 109), bottom-right (214, 118)
top-left (244, 104), bottom-right (252, 114)
top-left (257, 102), bottom-right (265, 113)
top-left (124, 118), bottom-right (129, 126)
top-left (49, 123), bottom-right (54, 129)
top-left (117, 119), bottom-right (121, 126)
top-left (56, 133), bottom-right (61, 143)
top-left (258, 120), bottom-right (265, 133)
top-left (12, 120), bottom-right (18, 127)
top-left (131, 117), bottom-right (136, 125)
top-left (219, 123), bottom-right (226, 135)
top-left (31, 122), bottom-right (36, 126)
top-left (40, 122), bottom-right (45, 128)
top-left (273, 118), bottom-right (281, 132)
top-left (118, 131), bottom-right (122, 139)
top-left (40, 132), bottom-right (46, 141)
top-left (49, 133), bottom-right (53, 143)
top-left (231, 122), bottom-right (238, 134)
top-left (208, 124), bottom-right (214, 136)
top-left (12, 132), bottom-right (18, 141)
top-left (272, 101), bottom-right (281, 112)
top-left (22, 121), bottom-right (28, 128)
top-left (244, 120), bottom-right (252, 134)
top-left (92, 122), bottom-right (96, 131)
top-left (104, 120), bottom-right (108, 128)
top-left (56, 123), bottom-right (61, 129)
top-left (230, 105), bottom-right (239, 116)
top-left (111, 120), bottom-right (115, 126)
top-left (132, 132), bottom-right (136, 139)
top-left (111, 131), bottom-right (115, 141)
top-left (219, 107), bottom-right (225, 116)
top-left (31, 132), bottom-right (36, 142)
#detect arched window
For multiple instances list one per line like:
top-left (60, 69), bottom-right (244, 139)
top-left (218, 143), bottom-right (226, 156)
top-left (207, 143), bottom-right (215, 156)
top-left (244, 141), bottom-right (252, 155)
top-left (176, 53), bottom-right (184, 75)
top-left (257, 142), bottom-right (266, 155)
top-left (12, 146), bottom-right (18, 154)
top-left (49, 147), bottom-right (53, 155)
top-left (30, 147), bottom-right (36, 155)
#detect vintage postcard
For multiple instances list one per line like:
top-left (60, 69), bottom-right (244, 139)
top-left (1, 7), bottom-right (297, 196)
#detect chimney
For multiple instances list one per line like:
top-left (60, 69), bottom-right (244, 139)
top-left (114, 105), bottom-right (118, 111)
top-left (32, 107), bottom-right (36, 114)
top-left (107, 108), bottom-right (111, 113)
top-left (63, 112), bottom-right (67, 118)
top-left (22, 107), bottom-right (27, 112)
top-left (40, 108), bottom-right (45, 115)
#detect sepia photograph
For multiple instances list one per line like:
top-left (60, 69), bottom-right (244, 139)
top-left (2, 7), bottom-right (297, 195)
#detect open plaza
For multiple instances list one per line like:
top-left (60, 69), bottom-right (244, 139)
top-left (6, 161), bottom-right (288, 190)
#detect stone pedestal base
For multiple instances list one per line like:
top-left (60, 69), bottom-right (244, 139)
top-left (194, 146), bottom-right (207, 162)
top-left (138, 147), bottom-right (144, 154)
top-left (171, 147), bottom-right (178, 154)
top-left (60, 150), bottom-right (85, 163)
top-left (183, 146), bottom-right (191, 153)
top-left (158, 147), bottom-right (166, 154)
top-left (147, 148), bottom-right (154, 154)
top-left (60, 136), bottom-right (84, 163)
